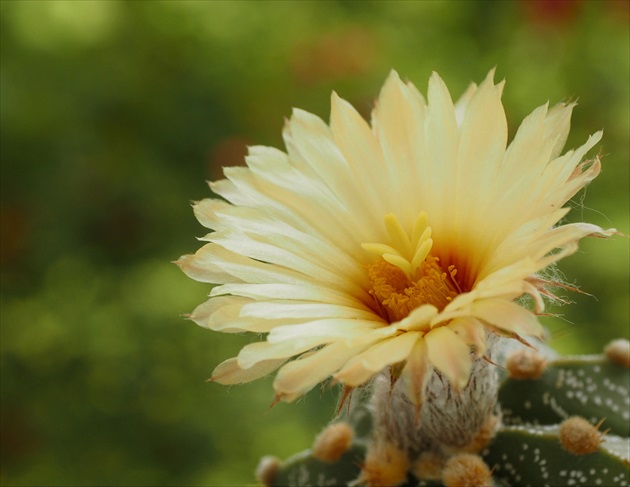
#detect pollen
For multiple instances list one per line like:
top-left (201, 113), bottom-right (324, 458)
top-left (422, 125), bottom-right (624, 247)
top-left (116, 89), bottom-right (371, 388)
top-left (364, 213), bottom-right (460, 323)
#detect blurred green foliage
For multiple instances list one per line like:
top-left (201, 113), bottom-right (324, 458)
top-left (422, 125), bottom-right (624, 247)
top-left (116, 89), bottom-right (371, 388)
top-left (1, 1), bottom-right (628, 485)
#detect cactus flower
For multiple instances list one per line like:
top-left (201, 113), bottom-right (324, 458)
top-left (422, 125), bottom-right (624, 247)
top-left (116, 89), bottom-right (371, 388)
top-left (178, 70), bottom-right (614, 404)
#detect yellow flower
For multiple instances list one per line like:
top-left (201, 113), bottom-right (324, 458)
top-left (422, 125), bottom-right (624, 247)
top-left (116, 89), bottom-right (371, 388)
top-left (177, 70), bottom-right (614, 403)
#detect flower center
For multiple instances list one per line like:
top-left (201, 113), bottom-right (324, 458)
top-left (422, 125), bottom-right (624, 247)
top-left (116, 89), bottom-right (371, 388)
top-left (363, 213), bottom-right (461, 323)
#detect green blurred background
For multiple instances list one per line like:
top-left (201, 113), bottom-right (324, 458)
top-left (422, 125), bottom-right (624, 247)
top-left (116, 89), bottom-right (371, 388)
top-left (1, 1), bottom-right (628, 485)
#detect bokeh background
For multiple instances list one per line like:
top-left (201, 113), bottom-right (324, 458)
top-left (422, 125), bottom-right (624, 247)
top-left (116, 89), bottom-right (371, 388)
top-left (1, 1), bottom-right (628, 485)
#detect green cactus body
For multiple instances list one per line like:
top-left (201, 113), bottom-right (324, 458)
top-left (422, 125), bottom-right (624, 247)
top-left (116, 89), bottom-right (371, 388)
top-left (484, 425), bottom-right (629, 487)
top-left (270, 427), bottom-right (629, 487)
top-left (266, 348), bottom-right (630, 487)
top-left (499, 355), bottom-right (630, 436)
top-left (272, 446), bottom-right (366, 487)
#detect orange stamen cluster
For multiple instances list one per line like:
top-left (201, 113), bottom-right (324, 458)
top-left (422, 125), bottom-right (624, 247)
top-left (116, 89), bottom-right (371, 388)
top-left (363, 213), bottom-right (462, 323)
top-left (368, 255), bottom-right (460, 323)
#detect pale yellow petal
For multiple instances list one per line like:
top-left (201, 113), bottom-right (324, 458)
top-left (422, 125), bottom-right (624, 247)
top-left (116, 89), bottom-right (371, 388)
top-left (395, 304), bottom-right (438, 332)
top-left (243, 145), bottom-right (365, 245)
top-left (334, 332), bottom-right (420, 387)
top-left (330, 92), bottom-right (388, 220)
top-left (403, 338), bottom-right (431, 408)
top-left (283, 108), bottom-right (378, 245)
top-left (528, 222), bottom-right (607, 262)
top-left (470, 299), bottom-right (543, 338)
top-left (267, 319), bottom-right (382, 345)
top-left (208, 175), bottom-right (254, 207)
top-left (240, 301), bottom-right (379, 322)
top-left (209, 230), bottom-right (370, 300)
top-left (273, 341), bottom-right (367, 402)
top-left (219, 150), bottom-right (365, 256)
top-left (502, 103), bottom-right (550, 178)
top-left (423, 72), bottom-right (459, 230)
top-left (543, 102), bottom-right (575, 160)
top-left (211, 205), bottom-right (365, 281)
top-left (188, 296), bottom-right (250, 329)
top-left (211, 282), bottom-right (364, 309)
top-left (483, 208), bottom-right (571, 274)
top-left (193, 244), bottom-right (368, 307)
top-left (448, 317), bottom-right (486, 357)
top-left (475, 259), bottom-right (539, 297)
top-left (424, 326), bottom-right (472, 390)
top-left (540, 131), bottom-right (602, 201)
top-left (192, 198), bottom-right (231, 231)
top-left (453, 81), bottom-right (478, 126)
top-left (211, 357), bottom-right (286, 385)
top-left (372, 71), bottom-right (426, 226)
top-left (175, 247), bottom-right (240, 285)
top-left (208, 301), bottom-right (298, 333)
top-left (237, 337), bottom-right (333, 369)
top-left (456, 70), bottom-right (507, 191)
top-left (542, 155), bottom-right (602, 210)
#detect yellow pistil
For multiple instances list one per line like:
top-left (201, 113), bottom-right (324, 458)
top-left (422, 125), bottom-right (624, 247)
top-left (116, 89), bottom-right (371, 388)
top-left (364, 213), bottom-right (460, 323)
top-left (363, 212), bottom-right (433, 279)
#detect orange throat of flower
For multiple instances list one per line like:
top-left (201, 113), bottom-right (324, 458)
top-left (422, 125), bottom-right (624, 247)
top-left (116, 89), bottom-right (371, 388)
top-left (367, 255), bottom-right (461, 323)
top-left (363, 212), bottom-right (463, 324)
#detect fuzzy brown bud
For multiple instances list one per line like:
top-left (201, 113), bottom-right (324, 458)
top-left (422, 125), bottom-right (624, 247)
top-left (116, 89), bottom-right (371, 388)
top-left (255, 456), bottom-right (280, 487)
top-left (442, 453), bottom-right (493, 487)
top-left (506, 348), bottom-right (547, 380)
top-left (604, 338), bottom-right (630, 368)
top-left (559, 416), bottom-right (605, 455)
top-left (312, 422), bottom-right (353, 463)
